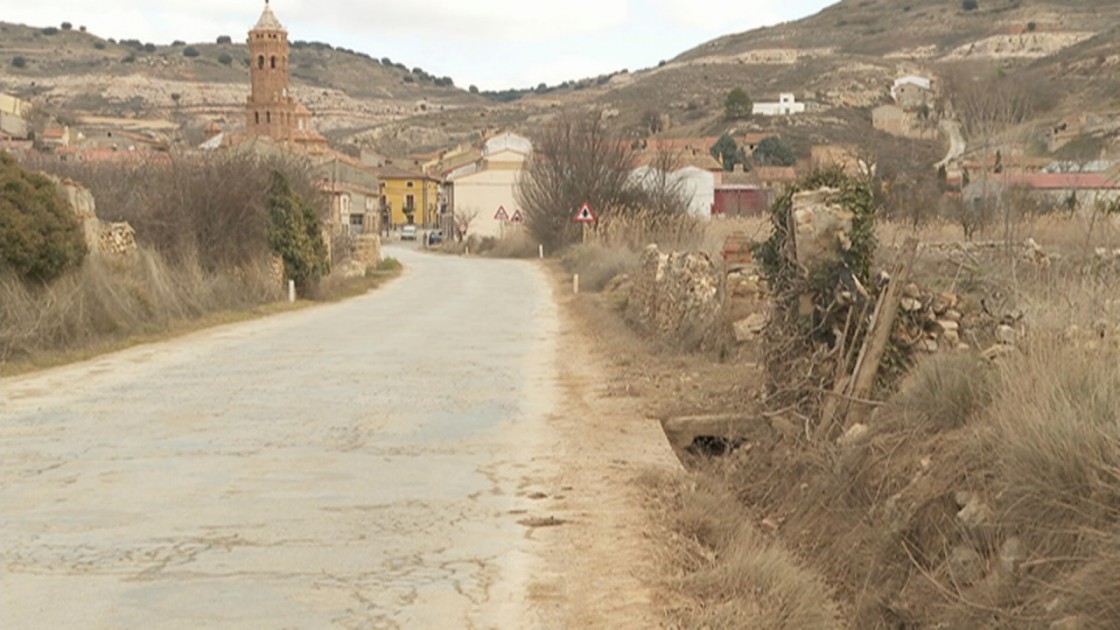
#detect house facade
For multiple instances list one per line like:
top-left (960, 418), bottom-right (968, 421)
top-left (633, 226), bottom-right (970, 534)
top-left (753, 94), bottom-right (806, 116)
top-left (449, 132), bottom-right (533, 238)
top-left (376, 165), bottom-right (441, 228)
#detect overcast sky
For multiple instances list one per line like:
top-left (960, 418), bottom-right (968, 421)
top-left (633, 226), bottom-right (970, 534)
top-left (6, 0), bottom-right (834, 90)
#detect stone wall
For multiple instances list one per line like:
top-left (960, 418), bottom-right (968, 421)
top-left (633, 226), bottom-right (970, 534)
top-left (56, 178), bottom-right (137, 258)
top-left (624, 244), bottom-right (726, 351)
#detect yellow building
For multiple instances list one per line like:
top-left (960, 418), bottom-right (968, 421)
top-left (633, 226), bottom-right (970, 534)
top-left (376, 165), bottom-right (442, 228)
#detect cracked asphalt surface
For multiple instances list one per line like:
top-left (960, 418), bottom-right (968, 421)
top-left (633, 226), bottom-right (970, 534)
top-left (0, 246), bottom-right (564, 629)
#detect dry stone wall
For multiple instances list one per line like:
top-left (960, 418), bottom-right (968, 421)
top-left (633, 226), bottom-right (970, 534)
top-left (56, 178), bottom-right (137, 257)
top-left (624, 244), bottom-right (726, 351)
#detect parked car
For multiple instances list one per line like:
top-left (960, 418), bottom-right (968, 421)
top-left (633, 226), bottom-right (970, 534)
top-left (427, 229), bottom-right (444, 246)
top-left (401, 225), bottom-right (417, 241)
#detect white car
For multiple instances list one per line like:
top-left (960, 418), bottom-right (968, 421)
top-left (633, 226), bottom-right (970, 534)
top-left (401, 225), bottom-right (418, 241)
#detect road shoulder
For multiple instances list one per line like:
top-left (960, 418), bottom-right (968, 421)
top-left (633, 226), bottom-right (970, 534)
top-left (515, 264), bottom-right (680, 628)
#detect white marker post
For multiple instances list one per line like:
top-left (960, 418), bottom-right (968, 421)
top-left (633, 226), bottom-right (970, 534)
top-left (539, 244), bottom-right (544, 259)
top-left (288, 280), bottom-right (296, 303)
top-left (573, 274), bottom-right (580, 295)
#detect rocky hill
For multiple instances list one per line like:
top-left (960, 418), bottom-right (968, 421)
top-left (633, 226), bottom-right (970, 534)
top-left (3, 0), bottom-right (1120, 156)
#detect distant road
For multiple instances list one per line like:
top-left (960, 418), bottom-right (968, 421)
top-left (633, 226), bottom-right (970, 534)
top-left (937, 119), bottom-right (966, 169)
top-left (1, 246), bottom-right (566, 628)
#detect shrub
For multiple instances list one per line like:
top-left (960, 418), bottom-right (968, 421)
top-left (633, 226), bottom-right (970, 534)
top-left (93, 42), bottom-right (106, 50)
top-left (11, 56), bottom-right (26, 69)
top-left (41, 27), bottom-right (59, 36)
top-left (893, 352), bottom-right (994, 429)
top-left (961, 0), bottom-right (979, 10)
top-left (216, 35), bottom-right (232, 44)
top-left (724, 87), bottom-right (753, 120)
top-left (28, 152), bottom-right (324, 273)
top-left (182, 47), bottom-right (200, 58)
top-left (753, 136), bottom-right (797, 167)
top-left (218, 53), bottom-right (233, 65)
top-left (61, 22), bottom-right (72, 30)
top-left (266, 171), bottom-right (329, 292)
top-left (143, 43), bottom-right (156, 53)
top-left (172, 40), bottom-right (185, 47)
top-left (121, 55), bottom-right (136, 64)
top-left (0, 153), bottom-right (87, 283)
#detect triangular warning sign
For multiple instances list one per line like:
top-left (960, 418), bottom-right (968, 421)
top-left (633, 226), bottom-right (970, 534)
top-left (573, 202), bottom-right (597, 223)
top-left (494, 205), bottom-right (510, 221)
top-left (510, 209), bottom-right (524, 223)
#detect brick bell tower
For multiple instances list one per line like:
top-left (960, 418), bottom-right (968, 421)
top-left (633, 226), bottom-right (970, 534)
top-left (246, 1), bottom-right (295, 141)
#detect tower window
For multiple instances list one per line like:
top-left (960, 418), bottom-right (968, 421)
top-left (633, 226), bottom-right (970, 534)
top-left (266, 111), bottom-right (271, 124)
top-left (257, 55), bottom-right (265, 69)
top-left (270, 56), bottom-right (277, 69)
top-left (255, 112), bottom-right (260, 125)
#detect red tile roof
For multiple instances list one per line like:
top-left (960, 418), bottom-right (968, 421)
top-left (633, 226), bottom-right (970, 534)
top-left (998, 173), bottom-right (1120, 190)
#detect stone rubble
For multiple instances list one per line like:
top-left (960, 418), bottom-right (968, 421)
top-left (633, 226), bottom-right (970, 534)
top-left (625, 245), bottom-right (725, 351)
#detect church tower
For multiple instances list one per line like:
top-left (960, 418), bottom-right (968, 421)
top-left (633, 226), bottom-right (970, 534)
top-left (245, 1), bottom-right (318, 145)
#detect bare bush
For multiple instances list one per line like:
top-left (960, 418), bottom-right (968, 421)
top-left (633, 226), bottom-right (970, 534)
top-left (27, 152), bottom-right (325, 273)
top-left (518, 113), bottom-right (688, 253)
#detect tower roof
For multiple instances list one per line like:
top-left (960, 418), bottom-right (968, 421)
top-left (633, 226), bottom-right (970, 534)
top-left (253, 1), bottom-right (286, 32)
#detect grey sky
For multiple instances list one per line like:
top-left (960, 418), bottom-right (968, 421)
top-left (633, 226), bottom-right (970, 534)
top-left (6, 0), bottom-right (834, 90)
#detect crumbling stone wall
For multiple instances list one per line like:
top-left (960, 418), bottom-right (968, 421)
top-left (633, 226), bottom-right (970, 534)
top-left (625, 244), bottom-right (726, 351)
top-left (56, 178), bottom-right (137, 257)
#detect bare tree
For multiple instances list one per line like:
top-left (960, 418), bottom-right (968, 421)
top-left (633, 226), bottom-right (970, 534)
top-left (943, 63), bottom-right (1039, 241)
top-left (453, 207), bottom-right (480, 242)
top-left (517, 113), bottom-right (647, 252)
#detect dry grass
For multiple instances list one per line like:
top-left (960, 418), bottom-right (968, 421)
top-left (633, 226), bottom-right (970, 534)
top-left (891, 352), bottom-right (995, 430)
top-left (648, 472), bottom-right (843, 630)
top-left (559, 243), bottom-right (639, 292)
top-left (0, 248), bottom-right (279, 369)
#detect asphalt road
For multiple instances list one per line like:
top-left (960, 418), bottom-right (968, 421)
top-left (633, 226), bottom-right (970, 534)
top-left (0, 246), bottom-right (562, 629)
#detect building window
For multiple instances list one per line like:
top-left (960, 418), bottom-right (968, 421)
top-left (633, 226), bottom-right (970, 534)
top-left (406, 181), bottom-right (414, 188)
top-left (270, 56), bottom-right (277, 69)
top-left (405, 194), bottom-right (415, 210)
top-left (254, 112), bottom-right (260, 125)
top-left (266, 111), bottom-right (271, 124)
top-left (257, 55), bottom-right (265, 69)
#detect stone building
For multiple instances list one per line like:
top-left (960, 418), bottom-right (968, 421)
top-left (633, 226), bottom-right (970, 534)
top-left (244, 1), bottom-right (327, 151)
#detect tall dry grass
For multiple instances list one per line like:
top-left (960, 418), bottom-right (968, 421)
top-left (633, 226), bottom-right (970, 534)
top-left (0, 248), bottom-right (278, 364)
top-left (652, 473), bottom-right (843, 630)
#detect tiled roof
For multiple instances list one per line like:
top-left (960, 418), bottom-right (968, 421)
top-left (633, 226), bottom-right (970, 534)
top-left (999, 173), bottom-right (1120, 190)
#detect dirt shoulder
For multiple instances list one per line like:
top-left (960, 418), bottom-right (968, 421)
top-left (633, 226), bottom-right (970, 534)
top-left (516, 265), bottom-right (686, 628)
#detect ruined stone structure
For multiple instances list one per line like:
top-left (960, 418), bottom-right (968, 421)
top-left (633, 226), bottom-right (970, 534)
top-left (245, 2), bottom-right (327, 150)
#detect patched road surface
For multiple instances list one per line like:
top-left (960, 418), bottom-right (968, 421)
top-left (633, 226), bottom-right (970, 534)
top-left (0, 247), bottom-right (577, 629)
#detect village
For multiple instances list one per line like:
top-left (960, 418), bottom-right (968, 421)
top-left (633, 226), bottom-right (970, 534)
top-left (4, 4), bottom-right (1119, 257)
top-left (5, 1), bottom-right (1120, 628)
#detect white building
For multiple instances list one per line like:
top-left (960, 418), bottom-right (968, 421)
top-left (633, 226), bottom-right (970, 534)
top-left (631, 165), bottom-right (717, 220)
top-left (891, 75), bottom-right (932, 101)
top-left (449, 132), bottom-right (533, 238)
top-left (753, 93), bottom-right (806, 117)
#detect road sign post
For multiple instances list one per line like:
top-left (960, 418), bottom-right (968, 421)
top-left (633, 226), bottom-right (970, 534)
top-left (573, 202), bottom-right (597, 244)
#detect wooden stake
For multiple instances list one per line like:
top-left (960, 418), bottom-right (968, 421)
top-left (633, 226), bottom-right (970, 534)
top-left (843, 236), bottom-right (920, 429)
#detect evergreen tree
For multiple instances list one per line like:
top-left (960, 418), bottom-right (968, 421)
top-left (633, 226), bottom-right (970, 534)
top-left (710, 134), bottom-right (748, 172)
top-left (265, 171), bottom-right (328, 292)
top-left (724, 88), bottom-right (753, 120)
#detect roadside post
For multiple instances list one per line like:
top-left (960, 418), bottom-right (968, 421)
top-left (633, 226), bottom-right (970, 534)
top-left (288, 280), bottom-right (296, 303)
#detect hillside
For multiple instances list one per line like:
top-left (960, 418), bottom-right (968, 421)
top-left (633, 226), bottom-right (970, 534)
top-left (4, 0), bottom-right (1120, 157)
top-left (0, 20), bottom-right (485, 147)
